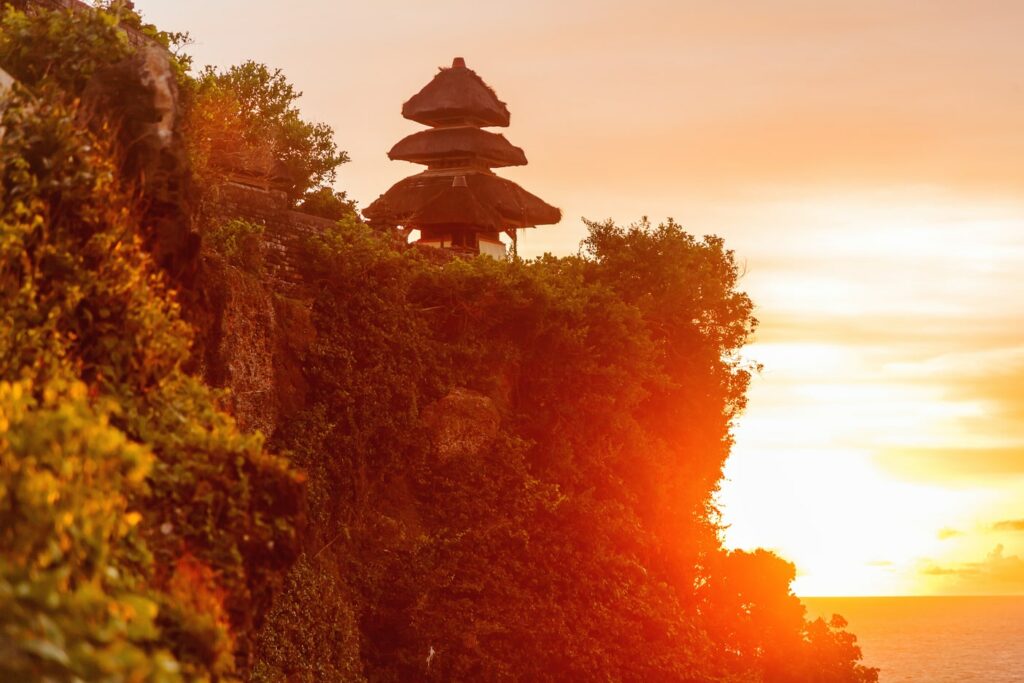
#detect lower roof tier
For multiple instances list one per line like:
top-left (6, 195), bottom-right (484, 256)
top-left (363, 171), bottom-right (561, 231)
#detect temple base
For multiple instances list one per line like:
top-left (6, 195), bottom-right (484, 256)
top-left (417, 228), bottom-right (506, 258)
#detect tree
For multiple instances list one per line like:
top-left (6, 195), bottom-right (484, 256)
top-left (192, 61), bottom-right (349, 202)
top-left (298, 186), bottom-right (360, 221)
top-left (262, 218), bottom-right (875, 682)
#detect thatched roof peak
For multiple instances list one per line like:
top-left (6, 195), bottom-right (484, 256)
top-left (402, 58), bottom-right (511, 127)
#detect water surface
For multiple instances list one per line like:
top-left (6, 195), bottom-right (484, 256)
top-left (802, 596), bottom-right (1024, 682)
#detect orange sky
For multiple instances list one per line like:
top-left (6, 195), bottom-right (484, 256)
top-left (139, 0), bottom-right (1024, 596)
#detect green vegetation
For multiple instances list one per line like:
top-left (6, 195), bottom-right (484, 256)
top-left (206, 218), bottom-right (266, 272)
top-left (0, 3), bottom-right (877, 682)
top-left (298, 187), bottom-right (360, 221)
top-left (0, 380), bottom-right (180, 682)
top-left (261, 218), bottom-right (877, 682)
top-left (1, 6), bottom-right (300, 679)
top-left (190, 60), bottom-right (349, 204)
top-left (0, 1), bottom-right (189, 93)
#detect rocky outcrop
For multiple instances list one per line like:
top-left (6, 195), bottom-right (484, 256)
top-left (421, 387), bottom-right (501, 462)
top-left (193, 181), bottom-right (337, 438)
top-left (0, 66), bottom-right (12, 95)
top-left (199, 260), bottom-right (279, 434)
top-left (0, 67), bottom-right (13, 133)
top-left (84, 44), bottom-right (199, 285)
top-left (193, 256), bottom-right (317, 436)
top-left (207, 182), bottom-right (338, 294)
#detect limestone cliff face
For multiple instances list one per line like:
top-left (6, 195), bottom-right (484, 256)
top-left (0, 65), bottom-right (13, 100)
top-left (193, 257), bottom-right (317, 436)
top-left (194, 258), bottom-right (282, 435)
top-left (64, 37), bottom-right (295, 437)
top-left (193, 182), bottom-right (336, 437)
top-left (421, 387), bottom-right (501, 463)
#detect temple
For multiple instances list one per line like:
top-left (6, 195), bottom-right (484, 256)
top-left (363, 57), bottom-right (560, 257)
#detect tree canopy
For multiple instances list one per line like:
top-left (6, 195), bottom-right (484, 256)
top-left (191, 60), bottom-right (349, 202)
top-left (264, 217), bottom-right (876, 682)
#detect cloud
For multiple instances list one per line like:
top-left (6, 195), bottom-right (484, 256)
top-left (757, 312), bottom-right (1024, 351)
top-left (993, 519), bottom-right (1024, 532)
top-left (920, 545), bottom-right (1024, 592)
top-left (877, 446), bottom-right (1024, 482)
top-left (975, 545), bottom-right (1024, 586)
top-left (937, 528), bottom-right (962, 540)
top-left (920, 565), bottom-right (964, 576)
top-left (947, 357), bottom-right (1024, 424)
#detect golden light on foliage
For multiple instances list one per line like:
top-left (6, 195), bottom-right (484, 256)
top-left (6, 0), bottom-right (1024, 679)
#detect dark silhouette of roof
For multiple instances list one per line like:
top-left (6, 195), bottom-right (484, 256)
top-left (402, 57), bottom-right (511, 127)
top-left (363, 172), bottom-right (560, 230)
top-left (389, 127), bottom-right (527, 168)
top-left (410, 183), bottom-right (507, 228)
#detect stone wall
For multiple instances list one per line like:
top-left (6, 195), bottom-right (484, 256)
top-left (208, 181), bottom-right (337, 296)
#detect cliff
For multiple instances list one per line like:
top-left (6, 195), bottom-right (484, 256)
top-left (193, 182), bottom-right (331, 435)
top-left (0, 4), bottom-right (879, 682)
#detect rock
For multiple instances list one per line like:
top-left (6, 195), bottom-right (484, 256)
top-left (0, 67), bottom-right (14, 133)
top-left (421, 388), bottom-right (500, 462)
top-left (83, 45), bottom-right (199, 285)
top-left (0, 66), bottom-right (13, 95)
top-left (190, 255), bottom-right (317, 438)
top-left (215, 263), bottom-right (280, 435)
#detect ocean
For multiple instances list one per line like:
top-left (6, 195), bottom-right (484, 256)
top-left (801, 596), bottom-right (1024, 682)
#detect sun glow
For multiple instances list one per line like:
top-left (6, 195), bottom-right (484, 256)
top-left (718, 199), bottom-right (1024, 596)
top-left (721, 444), bottom-right (982, 596)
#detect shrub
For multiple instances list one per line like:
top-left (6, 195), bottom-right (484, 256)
top-left (0, 379), bottom-right (182, 682)
top-left (206, 218), bottom-right (266, 272)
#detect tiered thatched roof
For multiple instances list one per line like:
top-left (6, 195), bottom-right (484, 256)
top-left (410, 183), bottom-right (507, 229)
top-left (365, 57), bottom-right (560, 245)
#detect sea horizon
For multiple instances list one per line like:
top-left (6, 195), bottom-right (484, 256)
top-left (800, 593), bottom-right (1024, 598)
top-left (803, 595), bottom-right (1024, 682)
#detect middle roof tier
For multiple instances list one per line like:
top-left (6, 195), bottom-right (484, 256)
top-left (389, 127), bottom-right (528, 168)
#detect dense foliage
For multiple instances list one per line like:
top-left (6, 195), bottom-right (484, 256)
top-left (1, 5), bottom-right (300, 679)
top-left (0, 3), bottom-right (877, 682)
top-left (298, 187), bottom-right (360, 221)
top-left (253, 219), bottom-right (876, 682)
top-left (205, 218), bottom-right (266, 273)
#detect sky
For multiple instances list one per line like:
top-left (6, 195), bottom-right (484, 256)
top-left (138, 0), bottom-right (1024, 596)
